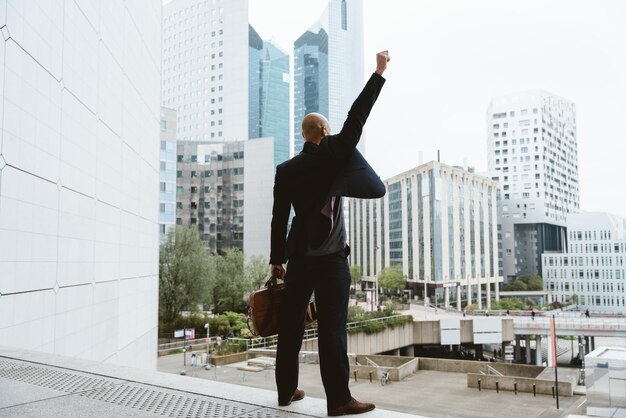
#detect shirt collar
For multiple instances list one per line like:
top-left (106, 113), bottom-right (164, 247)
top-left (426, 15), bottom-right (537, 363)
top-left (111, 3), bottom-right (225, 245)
top-left (302, 141), bottom-right (319, 154)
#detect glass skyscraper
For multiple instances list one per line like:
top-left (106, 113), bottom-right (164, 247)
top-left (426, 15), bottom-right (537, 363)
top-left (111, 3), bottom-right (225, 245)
top-left (249, 26), bottom-right (290, 166)
top-left (293, 0), bottom-right (364, 155)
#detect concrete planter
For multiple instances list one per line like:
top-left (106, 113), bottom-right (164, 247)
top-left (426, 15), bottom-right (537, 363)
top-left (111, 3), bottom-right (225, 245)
top-left (209, 352), bottom-right (248, 366)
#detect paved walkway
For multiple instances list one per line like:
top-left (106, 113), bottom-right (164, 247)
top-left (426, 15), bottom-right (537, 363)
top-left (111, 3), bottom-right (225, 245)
top-left (0, 346), bottom-right (413, 418)
top-left (158, 352), bottom-right (587, 418)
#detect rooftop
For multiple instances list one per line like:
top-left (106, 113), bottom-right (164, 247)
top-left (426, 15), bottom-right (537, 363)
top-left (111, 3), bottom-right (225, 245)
top-left (0, 346), bottom-right (413, 418)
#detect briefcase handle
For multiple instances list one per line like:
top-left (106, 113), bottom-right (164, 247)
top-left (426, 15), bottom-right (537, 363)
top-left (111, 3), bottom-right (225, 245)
top-left (265, 274), bottom-right (283, 289)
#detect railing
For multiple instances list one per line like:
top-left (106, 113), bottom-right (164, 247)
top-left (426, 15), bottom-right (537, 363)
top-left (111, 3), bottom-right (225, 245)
top-left (486, 365), bottom-right (503, 377)
top-left (513, 316), bottom-right (626, 336)
top-left (366, 357), bottom-right (380, 368)
top-left (346, 314), bottom-right (412, 332)
top-left (158, 338), bottom-right (211, 352)
top-left (224, 315), bottom-right (412, 351)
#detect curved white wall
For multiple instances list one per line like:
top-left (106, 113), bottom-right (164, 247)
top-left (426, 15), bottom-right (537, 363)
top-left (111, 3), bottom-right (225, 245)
top-left (0, 0), bottom-right (161, 370)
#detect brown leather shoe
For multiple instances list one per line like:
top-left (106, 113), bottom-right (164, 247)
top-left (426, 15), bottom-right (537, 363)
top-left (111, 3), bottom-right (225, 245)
top-left (327, 397), bottom-right (375, 416)
top-left (278, 388), bottom-right (305, 406)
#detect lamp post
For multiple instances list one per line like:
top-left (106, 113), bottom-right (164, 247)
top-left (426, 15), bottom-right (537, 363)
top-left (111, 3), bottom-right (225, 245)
top-left (204, 322), bottom-right (211, 370)
top-left (204, 323), bottom-right (210, 354)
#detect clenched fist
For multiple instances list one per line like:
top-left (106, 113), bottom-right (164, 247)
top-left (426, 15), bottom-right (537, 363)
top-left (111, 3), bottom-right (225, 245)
top-left (375, 50), bottom-right (390, 76)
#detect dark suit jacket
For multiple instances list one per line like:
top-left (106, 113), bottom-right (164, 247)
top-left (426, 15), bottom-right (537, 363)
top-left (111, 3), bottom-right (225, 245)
top-left (269, 73), bottom-right (386, 265)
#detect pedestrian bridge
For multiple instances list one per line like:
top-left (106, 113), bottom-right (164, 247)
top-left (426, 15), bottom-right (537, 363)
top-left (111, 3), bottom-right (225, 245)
top-left (512, 316), bottom-right (626, 337)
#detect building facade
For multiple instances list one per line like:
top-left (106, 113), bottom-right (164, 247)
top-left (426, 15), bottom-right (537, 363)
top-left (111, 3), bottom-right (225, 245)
top-left (487, 91), bottom-right (579, 280)
top-left (293, 0), bottom-right (364, 154)
top-left (249, 26), bottom-right (290, 166)
top-left (0, 0), bottom-right (161, 369)
top-left (162, 0), bottom-right (250, 142)
top-left (349, 162), bottom-right (502, 309)
top-left (543, 212), bottom-right (626, 314)
top-left (175, 138), bottom-right (274, 258)
top-left (162, 1), bottom-right (290, 167)
top-left (160, 107), bottom-right (177, 242)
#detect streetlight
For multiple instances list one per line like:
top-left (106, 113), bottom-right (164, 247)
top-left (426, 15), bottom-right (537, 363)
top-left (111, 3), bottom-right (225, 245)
top-left (204, 322), bottom-right (211, 368)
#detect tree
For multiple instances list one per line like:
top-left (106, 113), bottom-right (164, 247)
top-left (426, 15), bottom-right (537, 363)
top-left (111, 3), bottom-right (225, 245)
top-left (506, 279), bottom-right (527, 291)
top-left (526, 275), bottom-right (543, 291)
top-left (210, 249), bottom-right (248, 313)
top-left (350, 264), bottom-right (363, 292)
top-left (245, 255), bottom-right (268, 290)
top-left (377, 266), bottom-right (405, 295)
top-left (569, 293), bottom-right (579, 305)
top-left (159, 227), bottom-right (212, 323)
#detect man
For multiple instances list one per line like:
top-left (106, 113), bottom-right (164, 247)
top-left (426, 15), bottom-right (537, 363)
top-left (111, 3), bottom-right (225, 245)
top-left (270, 51), bottom-right (389, 416)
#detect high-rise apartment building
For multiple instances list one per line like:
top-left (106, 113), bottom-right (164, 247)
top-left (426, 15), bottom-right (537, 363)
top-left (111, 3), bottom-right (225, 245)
top-left (175, 138), bottom-right (274, 258)
top-left (0, 0), bottom-right (161, 369)
top-left (160, 107), bottom-right (177, 242)
top-left (543, 212), bottom-right (626, 314)
top-left (162, 0), bottom-right (250, 142)
top-left (293, 0), bottom-right (364, 154)
top-left (487, 91), bottom-right (579, 280)
top-left (349, 162), bottom-right (502, 309)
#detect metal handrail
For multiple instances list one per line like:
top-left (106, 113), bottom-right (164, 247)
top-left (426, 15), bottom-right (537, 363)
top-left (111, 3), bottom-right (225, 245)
top-left (486, 365), bottom-right (503, 377)
top-left (224, 315), bottom-right (413, 351)
top-left (366, 357), bottom-right (380, 368)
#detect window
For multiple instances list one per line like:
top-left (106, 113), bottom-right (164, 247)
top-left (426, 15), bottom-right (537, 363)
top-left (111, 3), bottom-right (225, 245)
top-left (177, 155), bottom-right (183, 162)
top-left (160, 182), bottom-right (166, 192)
top-left (177, 170), bottom-right (183, 178)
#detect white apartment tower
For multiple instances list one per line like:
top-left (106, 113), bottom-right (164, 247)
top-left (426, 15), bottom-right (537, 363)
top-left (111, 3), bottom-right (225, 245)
top-left (162, 0), bottom-right (250, 142)
top-left (349, 161), bottom-right (502, 310)
top-left (487, 91), bottom-right (579, 281)
top-left (543, 213), bottom-right (626, 314)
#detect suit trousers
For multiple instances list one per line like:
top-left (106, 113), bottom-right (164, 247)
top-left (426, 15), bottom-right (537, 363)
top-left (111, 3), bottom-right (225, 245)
top-left (275, 250), bottom-right (352, 408)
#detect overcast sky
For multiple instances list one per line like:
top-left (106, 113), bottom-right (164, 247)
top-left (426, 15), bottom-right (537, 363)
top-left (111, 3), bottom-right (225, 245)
top-left (249, 0), bottom-right (626, 219)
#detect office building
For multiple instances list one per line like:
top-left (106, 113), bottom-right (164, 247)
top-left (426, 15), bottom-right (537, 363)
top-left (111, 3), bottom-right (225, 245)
top-left (248, 26), bottom-right (290, 165)
top-left (160, 107), bottom-right (177, 242)
top-left (487, 91), bottom-right (579, 280)
top-left (162, 1), bottom-right (289, 166)
top-left (0, 0), bottom-right (161, 369)
top-left (175, 138), bottom-right (274, 258)
top-left (349, 161), bottom-right (502, 309)
top-left (293, 0), bottom-right (364, 154)
top-left (543, 212), bottom-right (626, 314)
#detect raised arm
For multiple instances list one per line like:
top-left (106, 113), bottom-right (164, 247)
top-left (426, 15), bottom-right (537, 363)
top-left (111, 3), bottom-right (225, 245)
top-left (325, 51), bottom-right (390, 159)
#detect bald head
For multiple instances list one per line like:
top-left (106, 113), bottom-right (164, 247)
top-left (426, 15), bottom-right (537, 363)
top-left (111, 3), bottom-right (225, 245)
top-left (301, 113), bottom-right (330, 145)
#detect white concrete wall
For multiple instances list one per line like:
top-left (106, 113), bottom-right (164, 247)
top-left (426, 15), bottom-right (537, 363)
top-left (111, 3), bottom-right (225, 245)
top-left (0, 0), bottom-right (161, 370)
top-left (243, 137), bottom-right (274, 261)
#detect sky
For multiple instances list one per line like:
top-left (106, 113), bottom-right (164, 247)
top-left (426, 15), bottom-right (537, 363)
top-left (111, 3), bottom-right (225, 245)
top-left (248, 0), bottom-right (626, 219)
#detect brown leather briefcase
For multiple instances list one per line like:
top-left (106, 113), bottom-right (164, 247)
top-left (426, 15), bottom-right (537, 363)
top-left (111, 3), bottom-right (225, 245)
top-left (247, 276), bottom-right (317, 337)
top-left (248, 276), bottom-right (285, 337)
